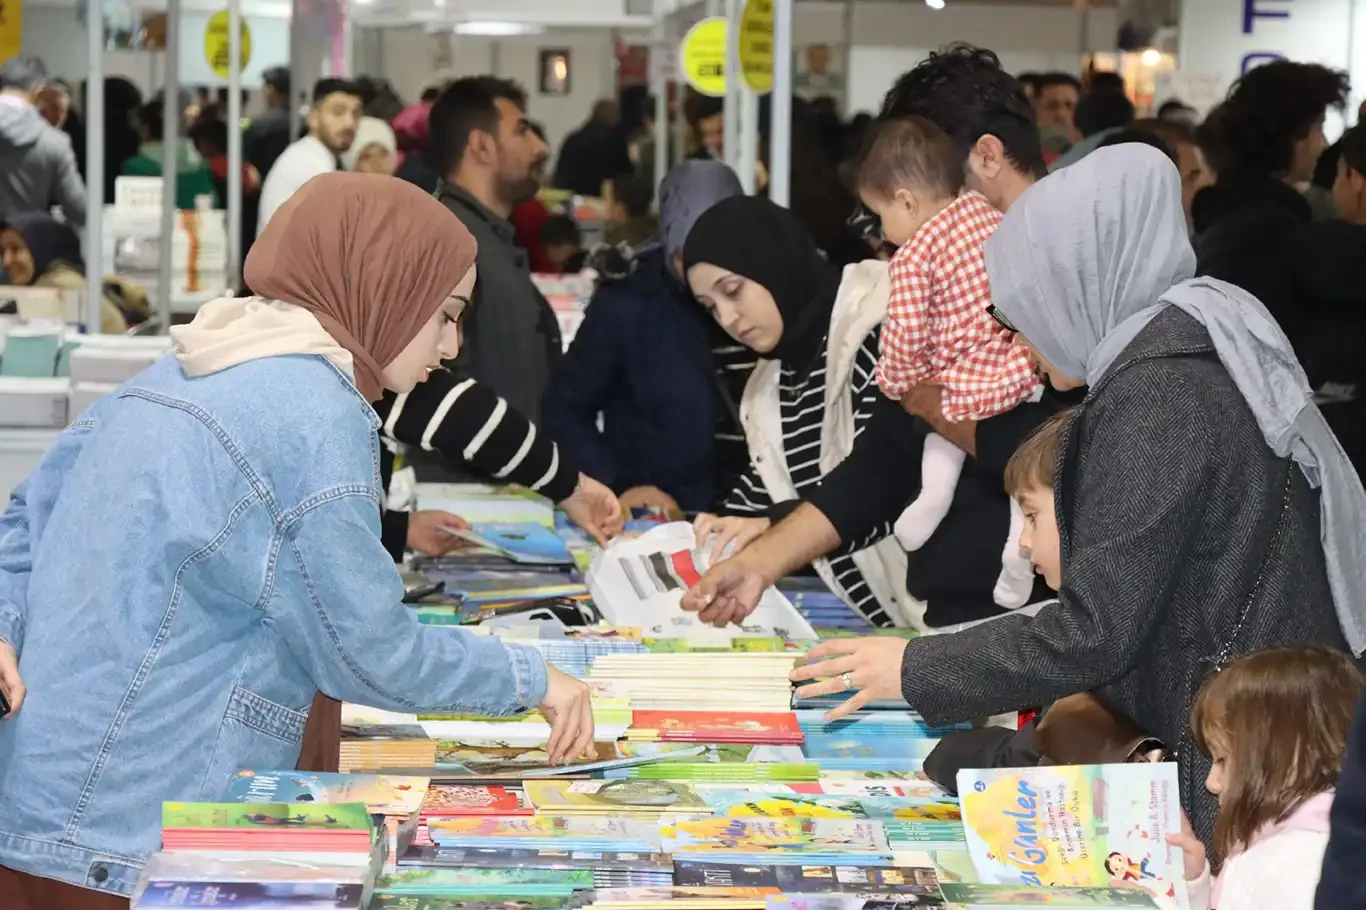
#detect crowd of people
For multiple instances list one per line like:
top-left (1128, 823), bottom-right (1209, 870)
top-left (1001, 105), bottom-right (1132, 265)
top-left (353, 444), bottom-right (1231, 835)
top-left (2, 39), bottom-right (1366, 910)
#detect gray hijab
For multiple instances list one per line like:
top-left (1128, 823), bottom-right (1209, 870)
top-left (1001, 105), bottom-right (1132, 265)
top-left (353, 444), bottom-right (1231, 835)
top-left (984, 143), bottom-right (1366, 656)
top-left (659, 160), bottom-right (744, 278)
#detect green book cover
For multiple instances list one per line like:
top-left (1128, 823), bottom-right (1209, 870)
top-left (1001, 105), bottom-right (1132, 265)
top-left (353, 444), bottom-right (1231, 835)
top-left (376, 867), bottom-right (593, 895)
top-left (939, 883), bottom-right (1158, 907)
top-left (161, 801), bottom-right (373, 831)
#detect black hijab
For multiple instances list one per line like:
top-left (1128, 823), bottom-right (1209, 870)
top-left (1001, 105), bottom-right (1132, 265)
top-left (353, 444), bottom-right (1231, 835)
top-left (683, 195), bottom-right (842, 369)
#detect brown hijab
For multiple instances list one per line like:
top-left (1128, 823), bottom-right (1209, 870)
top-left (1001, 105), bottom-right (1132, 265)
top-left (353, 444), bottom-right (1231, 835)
top-left (244, 172), bottom-right (478, 401)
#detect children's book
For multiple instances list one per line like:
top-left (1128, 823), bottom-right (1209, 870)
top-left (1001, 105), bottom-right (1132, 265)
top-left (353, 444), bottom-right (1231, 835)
top-left (398, 845), bottom-right (672, 873)
top-left (134, 881), bottom-right (365, 907)
top-left (764, 896), bottom-right (945, 910)
top-left (226, 771), bottom-right (429, 817)
top-left (938, 883), bottom-right (1159, 908)
top-left (419, 785), bottom-right (532, 817)
top-left (427, 815), bottom-right (660, 853)
top-left (449, 522), bottom-right (575, 565)
top-left (628, 711), bottom-right (804, 744)
top-left (957, 764), bottom-right (1187, 910)
top-left (883, 821), bottom-right (969, 851)
top-left (673, 861), bottom-right (941, 895)
top-left (695, 781), bottom-right (953, 801)
top-left (700, 791), bottom-right (961, 822)
top-left (160, 802), bottom-right (374, 852)
top-left (523, 779), bottom-right (712, 814)
top-left (368, 895), bottom-right (579, 910)
top-left (374, 867), bottom-right (595, 895)
top-left (659, 817), bottom-right (894, 865)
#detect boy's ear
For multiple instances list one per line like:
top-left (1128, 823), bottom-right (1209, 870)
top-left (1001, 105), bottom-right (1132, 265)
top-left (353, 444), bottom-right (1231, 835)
top-left (892, 187), bottom-right (919, 215)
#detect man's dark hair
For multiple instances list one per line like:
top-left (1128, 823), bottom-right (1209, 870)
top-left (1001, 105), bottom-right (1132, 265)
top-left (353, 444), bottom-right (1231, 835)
top-left (1195, 102), bottom-right (1228, 175)
top-left (855, 115), bottom-right (964, 200)
top-left (138, 100), bottom-right (166, 141)
top-left (539, 214), bottom-right (581, 248)
top-left (312, 78), bottom-right (361, 105)
top-left (1075, 88), bottom-right (1135, 138)
top-left (879, 44), bottom-right (1045, 179)
top-left (1130, 117), bottom-right (1195, 155)
top-left (611, 175), bottom-right (654, 219)
top-left (1037, 72), bottom-right (1082, 95)
top-left (1016, 71), bottom-right (1043, 94)
top-left (1218, 61), bottom-right (1349, 175)
top-left (1089, 71), bottom-right (1125, 93)
top-left (262, 66), bottom-right (290, 96)
top-left (189, 116), bottom-right (229, 156)
top-left (1157, 99), bottom-right (1194, 120)
top-left (1340, 126), bottom-right (1366, 179)
top-left (1095, 128), bottom-right (1177, 166)
top-left (420, 84), bottom-right (443, 103)
top-left (0, 57), bottom-right (47, 92)
top-left (429, 76), bottom-right (529, 177)
top-left (695, 95), bottom-right (724, 121)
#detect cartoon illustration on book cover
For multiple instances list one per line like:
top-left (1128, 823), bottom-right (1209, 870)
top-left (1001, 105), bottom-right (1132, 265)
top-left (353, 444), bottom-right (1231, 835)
top-left (958, 764), bottom-right (1187, 910)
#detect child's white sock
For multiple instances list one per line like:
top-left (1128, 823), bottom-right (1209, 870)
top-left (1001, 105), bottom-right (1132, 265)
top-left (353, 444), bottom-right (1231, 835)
top-left (894, 433), bottom-right (965, 552)
top-left (993, 496), bottom-right (1036, 609)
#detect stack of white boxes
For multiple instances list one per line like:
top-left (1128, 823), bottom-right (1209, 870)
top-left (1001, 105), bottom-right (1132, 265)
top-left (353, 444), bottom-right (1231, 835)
top-left (0, 331), bottom-right (172, 428)
top-left (104, 177), bottom-right (229, 303)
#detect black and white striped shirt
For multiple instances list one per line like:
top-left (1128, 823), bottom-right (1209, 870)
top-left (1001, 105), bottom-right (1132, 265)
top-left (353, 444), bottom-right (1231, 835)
top-left (724, 327), bottom-right (894, 626)
top-left (373, 369), bottom-right (579, 558)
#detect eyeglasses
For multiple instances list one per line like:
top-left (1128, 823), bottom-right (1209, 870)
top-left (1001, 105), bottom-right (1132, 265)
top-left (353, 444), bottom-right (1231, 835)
top-left (987, 305), bottom-right (1017, 333)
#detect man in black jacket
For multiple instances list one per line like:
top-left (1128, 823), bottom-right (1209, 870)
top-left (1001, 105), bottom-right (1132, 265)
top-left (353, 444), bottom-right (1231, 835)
top-left (428, 77), bottom-right (561, 427)
top-left (681, 45), bottom-right (1074, 630)
top-left (1192, 61), bottom-right (1348, 351)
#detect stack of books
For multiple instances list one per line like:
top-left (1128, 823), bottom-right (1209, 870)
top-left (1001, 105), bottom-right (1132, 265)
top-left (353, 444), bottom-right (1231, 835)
top-left (132, 851), bottom-right (374, 909)
top-left (160, 802), bottom-right (377, 857)
top-left (658, 817), bottom-right (896, 866)
top-left (625, 711), bottom-right (805, 745)
top-left (418, 694), bottom-right (633, 749)
top-left (588, 653), bottom-right (799, 712)
top-left (428, 816), bottom-right (662, 854)
top-left (340, 706), bottom-right (437, 774)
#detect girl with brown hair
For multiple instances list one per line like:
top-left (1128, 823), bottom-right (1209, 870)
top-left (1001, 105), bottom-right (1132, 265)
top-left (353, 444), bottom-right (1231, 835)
top-left (1170, 647), bottom-right (1362, 909)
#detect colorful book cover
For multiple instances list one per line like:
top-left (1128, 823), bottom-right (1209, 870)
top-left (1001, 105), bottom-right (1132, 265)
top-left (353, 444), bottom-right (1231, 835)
top-left (701, 792), bottom-right (961, 822)
top-left (938, 883), bottom-right (1159, 908)
top-left (523, 779), bottom-right (711, 813)
top-left (420, 785), bottom-right (531, 816)
top-left (630, 711), bottom-right (804, 743)
top-left (764, 897), bottom-right (944, 910)
top-left (227, 771), bottom-right (428, 817)
top-left (135, 881), bottom-right (364, 906)
top-left (673, 861), bottom-right (940, 895)
top-left (368, 895), bottom-right (579, 910)
top-left (958, 764), bottom-right (1186, 909)
top-left (451, 522), bottom-right (574, 565)
top-left (659, 818), bottom-right (891, 858)
top-left (399, 846), bottom-right (672, 873)
top-left (162, 802), bottom-right (373, 832)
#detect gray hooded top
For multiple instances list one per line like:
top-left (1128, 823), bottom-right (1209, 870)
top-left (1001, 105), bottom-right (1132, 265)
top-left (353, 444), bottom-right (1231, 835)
top-left (984, 143), bottom-right (1366, 656)
top-left (0, 95), bottom-right (86, 227)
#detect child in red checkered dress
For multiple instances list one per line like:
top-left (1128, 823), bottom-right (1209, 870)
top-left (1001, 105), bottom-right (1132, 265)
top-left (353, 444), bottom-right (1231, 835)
top-left (856, 116), bottom-right (1042, 609)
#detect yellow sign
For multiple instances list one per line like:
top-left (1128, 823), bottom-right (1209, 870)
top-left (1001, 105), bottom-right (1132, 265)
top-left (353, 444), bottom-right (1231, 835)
top-left (680, 17), bottom-right (727, 98)
top-left (740, 0), bottom-right (774, 94)
top-left (0, 0), bottom-right (22, 65)
top-left (204, 10), bottom-right (252, 79)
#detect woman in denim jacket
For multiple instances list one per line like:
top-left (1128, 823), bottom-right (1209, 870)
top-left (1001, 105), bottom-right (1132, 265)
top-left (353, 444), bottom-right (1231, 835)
top-left (0, 173), bottom-right (596, 905)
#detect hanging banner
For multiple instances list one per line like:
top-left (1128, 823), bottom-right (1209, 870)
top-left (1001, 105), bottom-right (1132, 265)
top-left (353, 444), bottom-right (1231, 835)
top-left (740, 0), bottom-right (774, 94)
top-left (0, 0), bottom-right (21, 64)
top-left (681, 16), bottom-right (727, 98)
top-left (204, 9), bottom-right (253, 79)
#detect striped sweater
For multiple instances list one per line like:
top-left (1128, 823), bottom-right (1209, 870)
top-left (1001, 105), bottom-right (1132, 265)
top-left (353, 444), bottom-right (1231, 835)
top-left (373, 369), bottom-right (579, 558)
top-left (724, 328), bottom-right (895, 626)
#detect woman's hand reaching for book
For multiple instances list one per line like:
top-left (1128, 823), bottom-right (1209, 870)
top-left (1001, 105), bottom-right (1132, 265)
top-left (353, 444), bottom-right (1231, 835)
top-left (560, 475), bottom-right (625, 547)
top-left (0, 637), bottom-right (24, 718)
top-left (693, 514), bottom-right (771, 563)
top-left (790, 636), bottom-right (911, 721)
top-left (540, 665), bottom-right (595, 765)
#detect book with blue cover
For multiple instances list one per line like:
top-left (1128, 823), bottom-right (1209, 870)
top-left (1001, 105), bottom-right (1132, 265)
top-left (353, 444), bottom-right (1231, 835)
top-left (134, 881), bottom-right (364, 906)
top-left (450, 523), bottom-right (575, 565)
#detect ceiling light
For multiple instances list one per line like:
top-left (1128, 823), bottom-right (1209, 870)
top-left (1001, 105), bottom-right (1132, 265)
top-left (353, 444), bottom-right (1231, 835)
top-left (925, 0), bottom-right (945, 9)
top-left (1140, 47), bottom-right (1162, 66)
top-left (454, 21), bottom-right (545, 36)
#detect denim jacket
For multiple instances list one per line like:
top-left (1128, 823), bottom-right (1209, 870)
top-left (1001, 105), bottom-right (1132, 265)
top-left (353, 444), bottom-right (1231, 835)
top-left (0, 353), bottom-right (548, 896)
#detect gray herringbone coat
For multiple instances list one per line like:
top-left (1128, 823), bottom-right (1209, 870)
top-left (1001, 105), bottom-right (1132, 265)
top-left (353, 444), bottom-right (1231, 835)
top-left (900, 308), bottom-right (1347, 851)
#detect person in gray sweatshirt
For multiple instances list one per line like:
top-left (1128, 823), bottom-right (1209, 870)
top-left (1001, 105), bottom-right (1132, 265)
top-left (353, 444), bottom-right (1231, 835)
top-left (0, 57), bottom-right (85, 228)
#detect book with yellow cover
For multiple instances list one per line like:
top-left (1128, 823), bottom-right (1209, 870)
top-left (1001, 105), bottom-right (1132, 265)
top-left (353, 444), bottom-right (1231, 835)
top-left (523, 779), bottom-right (712, 814)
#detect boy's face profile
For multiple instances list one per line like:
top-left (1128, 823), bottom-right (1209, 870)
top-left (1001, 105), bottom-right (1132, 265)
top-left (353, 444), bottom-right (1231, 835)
top-left (859, 186), bottom-right (942, 248)
top-left (1016, 485), bottom-right (1060, 591)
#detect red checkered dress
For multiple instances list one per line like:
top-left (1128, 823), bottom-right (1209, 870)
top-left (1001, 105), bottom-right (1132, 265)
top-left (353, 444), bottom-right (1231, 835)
top-left (876, 190), bottom-right (1041, 421)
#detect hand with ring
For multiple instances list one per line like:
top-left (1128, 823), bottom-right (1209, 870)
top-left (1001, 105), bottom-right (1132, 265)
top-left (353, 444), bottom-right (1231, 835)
top-left (790, 636), bottom-right (912, 721)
